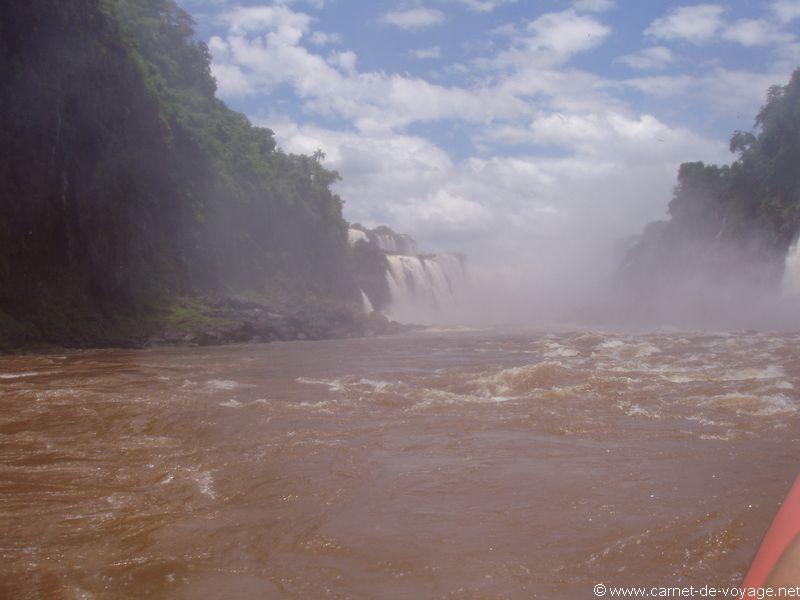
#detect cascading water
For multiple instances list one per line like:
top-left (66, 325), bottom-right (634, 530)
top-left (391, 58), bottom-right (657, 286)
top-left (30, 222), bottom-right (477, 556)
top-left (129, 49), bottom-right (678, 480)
top-left (372, 229), bottom-right (417, 255)
top-left (782, 237), bottom-right (800, 297)
top-left (349, 224), bottom-right (466, 322)
top-left (360, 290), bottom-right (374, 314)
top-left (384, 254), bottom-right (466, 322)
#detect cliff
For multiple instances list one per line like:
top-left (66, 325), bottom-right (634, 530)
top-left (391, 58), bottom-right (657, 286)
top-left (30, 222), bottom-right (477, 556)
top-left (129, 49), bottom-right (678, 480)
top-left (619, 69), bottom-right (800, 320)
top-left (0, 0), bottom-right (402, 350)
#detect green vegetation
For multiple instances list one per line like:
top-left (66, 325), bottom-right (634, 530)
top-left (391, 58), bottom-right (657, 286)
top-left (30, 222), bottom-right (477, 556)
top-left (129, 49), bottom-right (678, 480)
top-left (163, 298), bottom-right (234, 333)
top-left (0, 0), bottom-right (361, 348)
top-left (666, 69), bottom-right (800, 250)
top-left (622, 69), bottom-right (800, 292)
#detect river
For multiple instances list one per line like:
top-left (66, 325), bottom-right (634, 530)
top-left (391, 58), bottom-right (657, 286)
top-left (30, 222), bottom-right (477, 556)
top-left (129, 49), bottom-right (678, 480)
top-left (1, 328), bottom-right (798, 598)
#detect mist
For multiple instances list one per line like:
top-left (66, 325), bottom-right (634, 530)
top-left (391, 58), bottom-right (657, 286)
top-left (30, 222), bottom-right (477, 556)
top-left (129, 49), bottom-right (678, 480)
top-left (376, 188), bottom-right (800, 331)
top-left (366, 67), bottom-right (800, 332)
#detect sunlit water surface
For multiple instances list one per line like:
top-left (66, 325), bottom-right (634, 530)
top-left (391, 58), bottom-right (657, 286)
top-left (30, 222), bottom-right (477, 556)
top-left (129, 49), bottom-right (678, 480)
top-left (1, 328), bottom-right (799, 599)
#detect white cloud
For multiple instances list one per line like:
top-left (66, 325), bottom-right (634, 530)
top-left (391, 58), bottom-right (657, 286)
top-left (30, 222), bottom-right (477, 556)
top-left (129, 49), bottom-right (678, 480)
top-left (770, 0), bottom-right (800, 23)
top-left (533, 112), bottom-right (722, 164)
top-left (573, 0), bottom-right (615, 13)
top-left (481, 109), bottom-right (725, 174)
top-left (643, 3), bottom-right (798, 52)
top-left (625, 68), bottom-right (791, 117)
top-left (221, 5), bottom-right (311, 38)
top-left (491, 10), bottom-right (611, 68)
top-left (616, 46), bottom-right (673, 70)
top-left (391, 190), bottom-right (494, 236)
top-left (411, 46), bottom-right (442, 60)
top-left (327, 50), bottom-right (357, 74)
top-left (488, 23), bottom-right (518, 37)
top-left (775, 40), bottom-right (800, 69)
top-left (210, 5), bottom-right (529, 129)
top-left (494, 66), bottom-right (624, 115)
top-left (442, 0), bottom-right (517, 12)
top-left (209, 59), bottom-right (254, 95)
top-left (274, 0), bottom-right (327, 8)
top-left (211, 4), bottom-right (621, 134)
top-left (309, 31), bottom-right (342, 46)
top-left (378, 8), bottom-right (444, 30)
top-left (722, 18), bottom-right (794, 46)
top-left (645, 4), bottom-right (725, 44)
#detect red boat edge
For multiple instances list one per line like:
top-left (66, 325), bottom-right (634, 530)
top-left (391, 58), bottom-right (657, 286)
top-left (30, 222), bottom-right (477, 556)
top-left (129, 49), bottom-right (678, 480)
top-left (742, 475), bottom-right (800, 589)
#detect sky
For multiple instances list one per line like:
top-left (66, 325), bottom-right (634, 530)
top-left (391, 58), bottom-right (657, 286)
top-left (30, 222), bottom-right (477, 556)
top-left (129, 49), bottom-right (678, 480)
top-left (178, 0), bottom-right (800, 269)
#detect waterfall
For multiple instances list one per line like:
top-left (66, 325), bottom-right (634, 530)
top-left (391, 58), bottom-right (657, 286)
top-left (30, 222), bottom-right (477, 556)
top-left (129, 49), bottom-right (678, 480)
top-left (372, 231), bottom-right (417, 255)
top-left (783, 238), bottom-right (800, 297)
top-left (360, 290), bottom-right (374, 314)
top-left (349, 224), bottom-right (466, 322)
top-left (374, 232), bottom-right (398, 252)
top-left (384, 254), bottom-right (466, 321)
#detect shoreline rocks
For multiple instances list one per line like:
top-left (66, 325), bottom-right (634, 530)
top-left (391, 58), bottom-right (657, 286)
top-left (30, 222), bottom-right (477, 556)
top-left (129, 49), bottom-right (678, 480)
top-left (0, 296), bottom-right (415, 354)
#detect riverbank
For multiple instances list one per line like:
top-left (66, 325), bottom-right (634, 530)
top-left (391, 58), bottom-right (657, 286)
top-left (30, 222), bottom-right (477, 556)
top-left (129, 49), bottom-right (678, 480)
top-left (0, 295), bottom-right (412, 353)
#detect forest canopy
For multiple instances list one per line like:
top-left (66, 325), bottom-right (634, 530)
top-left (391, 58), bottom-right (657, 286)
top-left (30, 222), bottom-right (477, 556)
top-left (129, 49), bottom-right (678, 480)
top-left (0, 0), bottom-right (359, 345)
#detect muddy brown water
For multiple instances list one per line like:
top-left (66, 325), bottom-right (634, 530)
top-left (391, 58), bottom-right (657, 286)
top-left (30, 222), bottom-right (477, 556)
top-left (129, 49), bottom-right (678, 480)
top-left (1, 328), bottom-right (799, 599)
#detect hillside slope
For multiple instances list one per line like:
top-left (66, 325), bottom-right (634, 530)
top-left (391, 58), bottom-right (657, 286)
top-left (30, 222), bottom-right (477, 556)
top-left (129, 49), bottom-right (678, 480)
top-left (0, 0), bottom-right (374, 348)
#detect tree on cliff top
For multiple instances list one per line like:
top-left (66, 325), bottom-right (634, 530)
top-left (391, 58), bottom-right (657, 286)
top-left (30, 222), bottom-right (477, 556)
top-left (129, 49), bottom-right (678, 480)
top-left (619, 68), bottom-right (800, 320)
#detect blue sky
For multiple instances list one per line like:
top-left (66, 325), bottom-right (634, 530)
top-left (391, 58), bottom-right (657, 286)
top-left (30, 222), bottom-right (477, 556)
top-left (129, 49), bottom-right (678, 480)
top-left (178, 0), bottom-right (800, 267)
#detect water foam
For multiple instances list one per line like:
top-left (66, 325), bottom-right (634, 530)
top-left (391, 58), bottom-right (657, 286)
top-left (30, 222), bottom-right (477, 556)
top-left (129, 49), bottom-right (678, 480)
top-left (468, 361), bottom-right (576, 397)
top-left (207, 380), bottom-right (241, 391)
top-left (0, 372), bottom-right (43, 379)
top-left (296, 377), bottom-right (346, 392)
